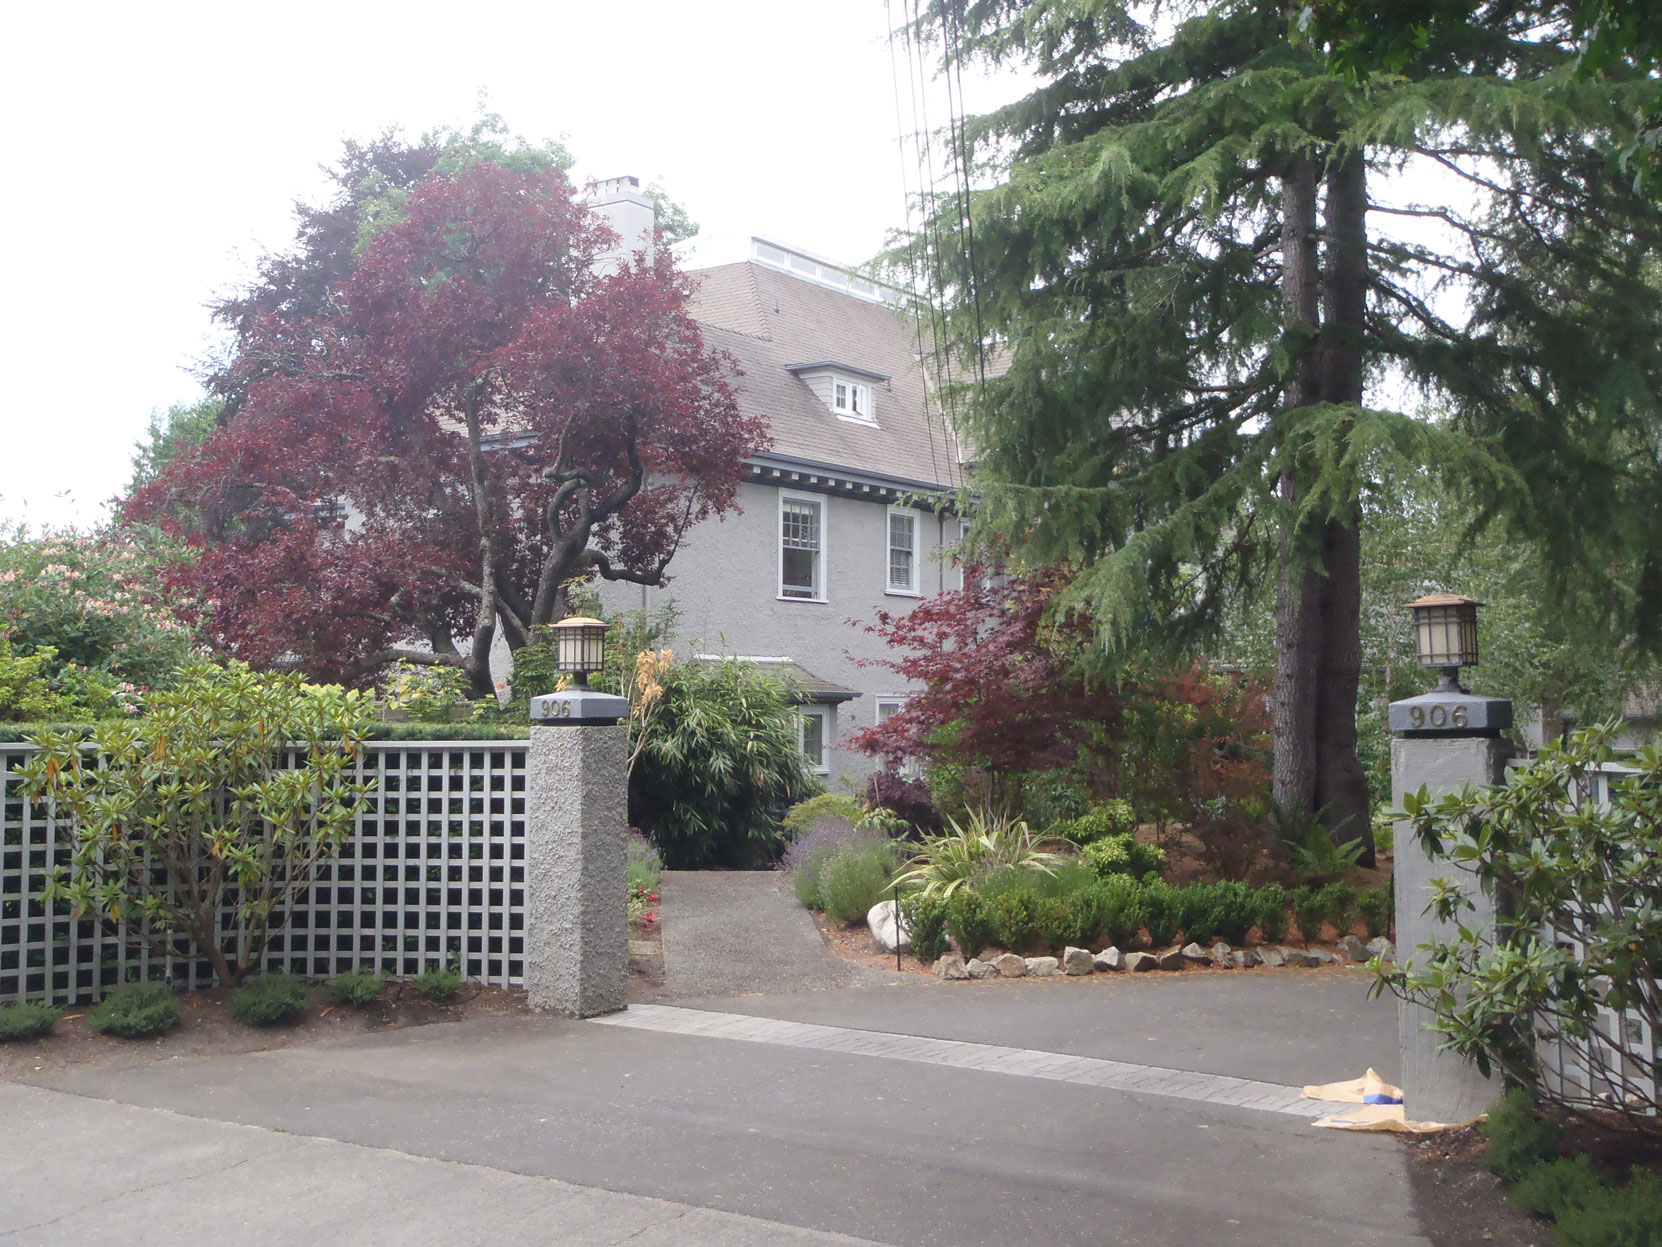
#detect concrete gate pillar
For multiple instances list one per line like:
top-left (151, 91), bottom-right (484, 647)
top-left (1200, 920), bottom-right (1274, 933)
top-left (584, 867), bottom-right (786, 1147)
top-left (1389, 688), bottom-right (1512, 1122)
top-left (524, 690), bottom-right (631, 1017)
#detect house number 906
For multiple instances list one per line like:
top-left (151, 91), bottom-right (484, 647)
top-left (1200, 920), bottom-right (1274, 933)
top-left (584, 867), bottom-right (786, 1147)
top-left (1407, 704), bottom-right (1467, 730)
top-left (545, 700), bottom-right (573, 718)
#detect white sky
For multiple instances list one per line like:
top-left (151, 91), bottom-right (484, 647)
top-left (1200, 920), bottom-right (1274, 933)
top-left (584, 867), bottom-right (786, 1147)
top-left (1, 0), bottom-right (1023, 531)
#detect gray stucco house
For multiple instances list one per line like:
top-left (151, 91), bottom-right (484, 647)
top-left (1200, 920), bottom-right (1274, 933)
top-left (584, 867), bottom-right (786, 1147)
top-left (596, 229), bottom-right (969, 790)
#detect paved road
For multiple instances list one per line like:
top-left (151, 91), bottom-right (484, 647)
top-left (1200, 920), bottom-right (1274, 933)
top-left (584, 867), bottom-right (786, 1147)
top-left (1, 968), bottom-right (1424, 1247)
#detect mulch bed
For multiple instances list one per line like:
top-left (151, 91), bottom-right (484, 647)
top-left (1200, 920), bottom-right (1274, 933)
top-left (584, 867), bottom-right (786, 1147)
top-left (1403, 1127), bottom-right (1548, 1247)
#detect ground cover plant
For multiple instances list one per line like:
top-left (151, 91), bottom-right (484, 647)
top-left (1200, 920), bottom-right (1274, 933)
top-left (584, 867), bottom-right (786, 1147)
top-left (627, 834), bottom-right (662, 924)
top-left (325, 968), bottom-right (386, 1008)
top-left (231, 974), bottom-right (310, 1027)
top-left (89, 982), bottom-right (179, 1038)
top-left (415, 963), bottom-right (463, 1002)
top-left (19, 663), bottom-right (372, 988)
top-left (0, 1002), bottom-right (62, 1042)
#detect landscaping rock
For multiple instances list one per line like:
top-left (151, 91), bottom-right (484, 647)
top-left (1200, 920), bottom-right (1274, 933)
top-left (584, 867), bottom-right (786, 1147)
top-left (966, 958), bottom-right (998, 980)
top-left (1284, 947), bottom-right (1335, 968)
top-left (934, 953), bottom-right (969, 980)
top-left (1180, 942), bottom-right (1211, 964)
top-left (1210, 942), bottom-right (1234, 969)
top-left (995, 953), bottom-right (1028, 978)
top-left (1366, 937), bottom-right (1396, 963)
top-left (1062, 947), bottom-right (1094, 976)
top-left (1336, 935), bottom-right (1368, 963)
top-left (1232, 948), bottom-right (1260, 969)
top-left (1094, 947), bottom-right (1123, 972)
top-left (1125, 951), bottom-right (1159, 972)
top-left (1258, 946), bottom-right (1287, 968)
top-left (1026, 956), bottom-right (1062, 977)
top-left (1156, 947), bottom-right (1186, 971)
top-left (867, 900), bottom-right (911, 954)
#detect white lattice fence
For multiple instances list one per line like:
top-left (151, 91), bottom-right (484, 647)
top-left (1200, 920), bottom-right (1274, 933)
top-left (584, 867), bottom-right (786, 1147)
top-left (0, 740), bottom-right (528, 1006)
top-left (1533, 760), bottom-right (1658, 1113)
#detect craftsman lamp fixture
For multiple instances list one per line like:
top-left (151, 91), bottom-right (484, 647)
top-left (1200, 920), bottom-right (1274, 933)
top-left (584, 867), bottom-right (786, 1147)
top-left (552, 616), bottom-right (608, 687)
top-left (1410, 593), bottom-right (1480, 693)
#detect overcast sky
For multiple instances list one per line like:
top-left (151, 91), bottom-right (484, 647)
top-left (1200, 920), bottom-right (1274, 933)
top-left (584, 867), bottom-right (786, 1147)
top-left (1, 1), bottom-right (1023, 531)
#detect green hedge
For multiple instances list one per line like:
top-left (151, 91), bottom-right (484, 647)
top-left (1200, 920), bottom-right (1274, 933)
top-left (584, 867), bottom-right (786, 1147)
top-left (0, 721), bottom-right (529, 744)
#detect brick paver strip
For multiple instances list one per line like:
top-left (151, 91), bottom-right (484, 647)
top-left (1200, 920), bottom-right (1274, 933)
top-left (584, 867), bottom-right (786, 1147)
top-left (595, 1004), bottom-right (1349, 1120)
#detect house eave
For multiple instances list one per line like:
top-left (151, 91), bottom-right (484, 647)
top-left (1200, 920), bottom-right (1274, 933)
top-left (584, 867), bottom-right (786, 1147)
top-left (745, 453), bottom-right (955, 506)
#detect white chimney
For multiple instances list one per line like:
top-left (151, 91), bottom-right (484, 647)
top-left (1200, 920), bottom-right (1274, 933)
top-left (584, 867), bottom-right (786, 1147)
top-left (588, 174), bottom-right (654, 275)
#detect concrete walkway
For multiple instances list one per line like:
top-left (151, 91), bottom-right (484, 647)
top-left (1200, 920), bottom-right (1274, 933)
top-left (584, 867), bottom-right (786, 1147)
top-left (658, 870), bottom-right (900, 998)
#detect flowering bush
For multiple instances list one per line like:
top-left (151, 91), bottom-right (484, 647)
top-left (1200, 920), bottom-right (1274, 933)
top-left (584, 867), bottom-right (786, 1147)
top-left (0, 526), bottom-right (199, 716)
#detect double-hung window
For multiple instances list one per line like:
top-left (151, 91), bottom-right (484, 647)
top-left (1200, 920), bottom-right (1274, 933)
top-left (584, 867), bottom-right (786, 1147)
top-left (780, 493), bottom-right (825, 601)
top-left (799, 707), bottom-right (830, 774)
top-left (886, 507), bottom-right (918, 595)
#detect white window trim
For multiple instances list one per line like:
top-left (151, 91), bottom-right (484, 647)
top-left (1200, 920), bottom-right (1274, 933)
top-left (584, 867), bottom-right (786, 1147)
top-left (874, 697), bottom-right (920, 778)
top-left (777, 489), bottom-right (828, 603)
top-left (886, 505), bottom-right (921, 597)
top-left (830, 376), bottom-right (877, 426)
top-left (954, 519), bottom-right (973, 592)
top-left (799, 706), bottom-right (831, 775)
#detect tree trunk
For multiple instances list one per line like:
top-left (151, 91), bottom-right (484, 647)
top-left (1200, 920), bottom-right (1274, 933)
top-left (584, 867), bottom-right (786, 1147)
top-left (1313, 150), bottom-right (1373, 861)
top-left (1273, 153), bottom-right (1323, 829)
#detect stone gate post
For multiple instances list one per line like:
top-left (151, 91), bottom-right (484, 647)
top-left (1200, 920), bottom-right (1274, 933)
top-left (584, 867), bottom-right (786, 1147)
top-left (524, 690), bottom-right (630, 1017)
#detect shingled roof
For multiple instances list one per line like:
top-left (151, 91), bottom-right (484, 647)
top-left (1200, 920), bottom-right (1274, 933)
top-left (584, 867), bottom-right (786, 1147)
top-left (687, 256), bottom-right (968, 492)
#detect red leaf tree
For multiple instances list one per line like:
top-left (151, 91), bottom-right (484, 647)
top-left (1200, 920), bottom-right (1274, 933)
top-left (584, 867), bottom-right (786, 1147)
top-left (849, 567), bottom-right (1122, 812)
top-left (129, 163), bottom-right (765, 692)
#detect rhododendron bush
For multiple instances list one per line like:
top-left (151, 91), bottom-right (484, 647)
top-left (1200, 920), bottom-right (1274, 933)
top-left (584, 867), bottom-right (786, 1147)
top-left (0, 526), bottom-right (200, 718)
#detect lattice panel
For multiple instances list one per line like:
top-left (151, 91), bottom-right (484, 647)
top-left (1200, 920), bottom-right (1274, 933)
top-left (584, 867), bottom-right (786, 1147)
top-left (0, 741), bottom-right (528, 1005)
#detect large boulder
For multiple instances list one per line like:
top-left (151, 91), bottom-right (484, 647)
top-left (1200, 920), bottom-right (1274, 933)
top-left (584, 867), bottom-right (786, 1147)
top-left (1094, 947), bottom-right (1124, 972)
top-left (1026, 956), bottom-right (1062, 977)
top-left (995, 953), bottom-right (1028, 978)
top-left (867, 899), bottom-right (910, 953)
top-left (1366, 937), bottom-right (1396, 963)
top-left (934, 953), bottom-right (969, 980)
top-left (1336, 934), bottom-right (1368, 963)
top-left (1258, 945), bottom-right (1288, 968)
top-left (1209, 942), bottom-right (1234, 969)
top-left (1062, 947), bottom-right (1095, 976)
top-left (1232, 948), bottom-right (1260, 969)
top-left (1156, 947), bottom-right (1186, 971)
top-left (966, 958), bottom-right (998, 979)
top-left (1180, 942), bottom-right (1212, 965)
top-left (1125, 951), bottom-right (1159, 972)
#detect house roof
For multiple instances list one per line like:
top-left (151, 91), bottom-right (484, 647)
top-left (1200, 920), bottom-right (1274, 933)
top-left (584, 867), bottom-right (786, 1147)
top-left (690, 653), bottom-right (859, 705)
top-left (687, 259), bottom-right (968, 493)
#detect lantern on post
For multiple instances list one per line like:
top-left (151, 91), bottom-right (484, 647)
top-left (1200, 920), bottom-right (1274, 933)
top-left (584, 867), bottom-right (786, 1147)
top-left (1410, 593), bottom-right (1480, 693)
top-left (551, 616), bottom-right (608, 687)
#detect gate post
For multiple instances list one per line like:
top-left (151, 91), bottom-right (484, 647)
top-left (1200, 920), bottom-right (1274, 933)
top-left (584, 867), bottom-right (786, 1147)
top-left (1389, 687), bottom-right (1512, 1122)
top-left (524, 690), bottom-right (630, 1017)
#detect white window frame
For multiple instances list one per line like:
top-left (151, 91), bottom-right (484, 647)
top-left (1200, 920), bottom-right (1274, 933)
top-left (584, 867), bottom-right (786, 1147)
top-left (886, 506), bottom-right (920, 596)
top-left (778, 490), bottom-right (827, 603)
top-left (798, 706), bottom-right (831, 774)
top-left (831, 376), bottom-right (876, 425)
top-left (874, 697), bottom-right (920, 777)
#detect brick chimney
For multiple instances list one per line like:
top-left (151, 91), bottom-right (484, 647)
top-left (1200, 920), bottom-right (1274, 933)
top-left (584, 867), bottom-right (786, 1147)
top-left (588, 175), bottom-right (654, 275)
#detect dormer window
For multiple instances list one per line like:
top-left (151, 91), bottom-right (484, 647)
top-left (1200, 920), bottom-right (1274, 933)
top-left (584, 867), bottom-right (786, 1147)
top-left (832, 379), bottom-right (872, 422)
top-left (788, 360), bottom-right (886, 427)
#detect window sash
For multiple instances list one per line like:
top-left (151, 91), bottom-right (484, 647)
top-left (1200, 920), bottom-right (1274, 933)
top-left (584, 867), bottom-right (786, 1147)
top-left (781, 497), bottom-right (822, 598)
top-left (887, 510), bottom-right (916, 592)
top-left (799, 709), bottom-right (827, 770)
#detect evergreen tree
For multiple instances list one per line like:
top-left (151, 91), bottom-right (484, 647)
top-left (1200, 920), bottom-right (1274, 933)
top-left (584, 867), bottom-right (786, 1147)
top-left (905, 0), bottom-right (1662, 856)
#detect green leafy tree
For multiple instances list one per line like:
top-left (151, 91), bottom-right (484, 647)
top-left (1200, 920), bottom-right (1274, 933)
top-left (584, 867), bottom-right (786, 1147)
top-left (903, 0), bottom-right (1662, 857)
top-left (19, 664), bottom-right (373, 987)
top-left (128, 397), bottom-right (224, 495)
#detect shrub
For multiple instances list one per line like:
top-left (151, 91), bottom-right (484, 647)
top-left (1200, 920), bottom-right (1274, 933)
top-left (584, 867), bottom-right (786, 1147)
top-left (1081, 833), bottom-right (1165, 882)
top-left (785, 821), bottom-right (879, 911)
top-left (893, 810), bottom-right (1062, 901)
top-left (1173, 882), bottom-right (1258, 945)
top-left (1481, 1088), bottom-right (1563, 1183)
top-left (1292, 886), bottom-right (1328, 944)
top-left (988, 889), bottom-right (1039, 953)
top-left (1555, 1174), bottom-right (1662, 1247)
top-left (629, 657), bottom-right (819, 869)
top-left (863, 767), bottom-right (944, 838)
top-left (90, 982), bottom-right (179, 1038)
top-left (820, 838), bottom-right (900, 924)
top-left (1031, 858), bottom-right (1103, 900)
top-left (1321, 883), bottom-right (1358, 937)
top-left (1277, 802), bottom-right (1367, 885)
top-left (379, 660), bottom-right (477, 723)
top-left (414, 964), bottom-right (463, 1002)
top-left (1511, 1155), bottom-right (1606, 1218)
top-left (325, 968), bottom-right (386, 1007)
top-left (945, 889), bottom-right (996, 960)
top-left (1357, 887), bottom-right (1391, 939)
top-left (781, 793), bottom-right (863, 840)
top-left (1140, 879), bottom-right (1181, 947)
top-left (1095, 876), bottom-right (1146, 949)
top-left (232, 974), bottom-right (310, 1027)
top-left (20, 663), bottom-right (371, 987)
top-left (1033, 896), bottom-right (1071, 952)
top-left (1254, 883), bottom-right (1291, 944)
top-left (1378, 724), bottom-right (1662, 1131)
top-left (0, 1002), bottom-right (61, 1042)
top-left (901, 892), bottom-right (950, 963)
top-left (1056, 800), bottom-right (1137, 846)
